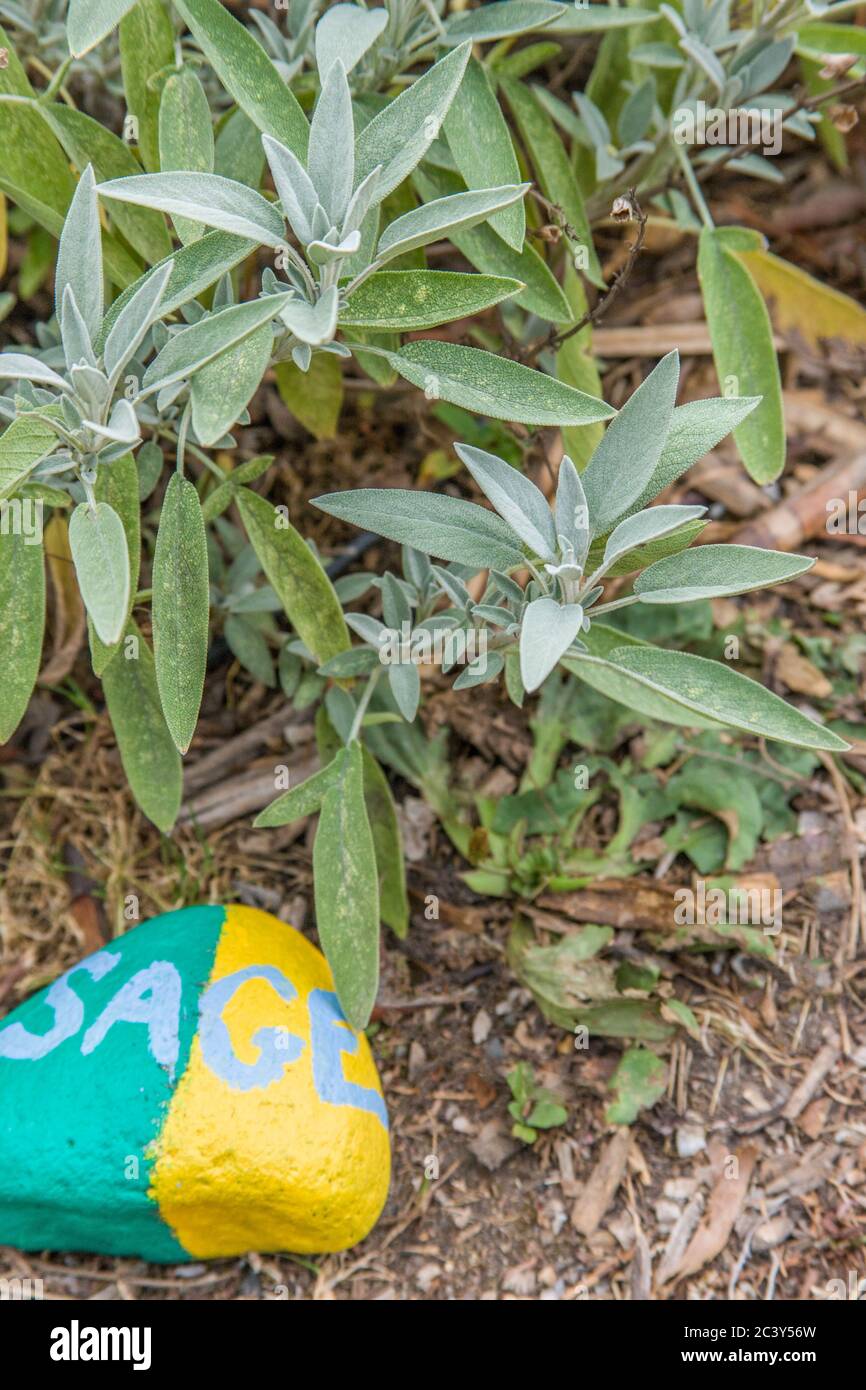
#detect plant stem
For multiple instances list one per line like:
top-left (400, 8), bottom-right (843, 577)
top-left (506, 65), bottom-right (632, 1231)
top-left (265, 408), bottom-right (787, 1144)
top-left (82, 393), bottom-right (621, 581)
top-left (348, 665), bottom-right (383, 742)
top-left (674, 142), bottom-right (714, 228)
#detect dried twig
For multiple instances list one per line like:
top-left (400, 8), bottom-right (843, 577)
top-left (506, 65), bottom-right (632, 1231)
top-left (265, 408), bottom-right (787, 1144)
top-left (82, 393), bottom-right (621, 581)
top-left (521, 190), bottom-right (647, 363)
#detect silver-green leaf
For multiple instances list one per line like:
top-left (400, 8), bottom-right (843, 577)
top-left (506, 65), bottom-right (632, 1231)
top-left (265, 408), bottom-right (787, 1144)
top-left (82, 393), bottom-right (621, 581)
top-left (152, 474), bottom-right (210, 753)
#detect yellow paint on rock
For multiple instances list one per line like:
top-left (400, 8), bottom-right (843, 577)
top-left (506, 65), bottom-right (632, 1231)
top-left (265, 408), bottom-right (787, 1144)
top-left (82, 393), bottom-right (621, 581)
top-left (150, 905), bottom-right (390, 1257)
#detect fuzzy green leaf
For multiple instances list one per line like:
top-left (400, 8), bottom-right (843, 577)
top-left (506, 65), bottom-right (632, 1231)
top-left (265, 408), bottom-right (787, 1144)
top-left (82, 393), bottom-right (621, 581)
top-left (236, 488), bottom-right (349, 665)
top-left (158, 68), bottom-right (215, 244)
top-left (582, 351), bottom-right (679, 532)
top-left (254, 756), bottom-right (344, 827)
top-left (142, 294), bottom-right (288, 394)
top-left (607, 647), bottom-right (848, 751)
top-left (190, 321), bottom-right (273, 447)
top-left (363, 339), bottom-right (614, 426)
top-left (69, 501), bottom-right (130, 646)
top-left (174, 0), bottom-right (309, 158)
top-left (0, 527), bottom-right (44, 743)
top-left (355, 42), bottom-right (471, 199)
top-left (119, 0), bottom-right (175, 172)
top-left (313, 487), bottom-right (526, 571)
top-left (635, 544), bottom-right (813, 605)
top-left (377, 183), bottom-right (527, 264)
top-left (362, 746), bottom-right (409, 939)
top-left (340, 270), bottom-right (522, 331)
top-left (502, 77), bottom-right (602, 286)
top-left (414, 164), bottom-right (571, 321)
top-left (0, 416), bottom-right (60, 501)
top-left (102, 621), bottom-right (182, 832)
top-left (88, 453), bottom-right (141, 675)
top-left (68, 0), bottom-right (138, 56)
top-left (98, 172), bottom-right (287, 248)
top-left (443, 57), bottom-right (525, 249)
top-left (698, 226), bottom-right (784, 484)
top-left (152, 474), bottom-right (209, 753)
top-left (313, 740), bottom-right (380, 1030)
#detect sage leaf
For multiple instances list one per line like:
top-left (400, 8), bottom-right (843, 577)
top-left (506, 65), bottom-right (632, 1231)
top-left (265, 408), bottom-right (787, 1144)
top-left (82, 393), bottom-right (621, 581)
top-left (103, 261), bottom-right (172, 386)
top-left (635, 544), bottom-right (813, 604)
top-left (67, 0), bottom-right (138, 57)
top-left (565, 650), bottom-right (726, 733)
top-left (582, 351), bottom-right (680, 532)
top-left (142, 293), bottom-right (289, 394)
top-left (38, 102), bottom-right (173, 265)
top-left (224, 614), bottom-right (275, 687)
top-left (313, 740), bottom-right (380, 1030)
top-left (158, 67), bottom-right (215, 244)
top-left (550, 5), bottom-right (656, 30)
top-left (88, 452), bottom-right (141, 675)
top-left (456, 442), bottom-right (557, 559)
top-left (502, 77), bottom-right (602, 286)
top-left (520, 596), bottom-right (584, 692)
top-left (152, 474), bottom-right (209, 753)
top-left (443, 57), bottom-right (525, 250)
top-left (602, 505), bottom-right (707, 569)
top-left (261, 134), bottom-right (320, 245)
top-left (443, 1), bottom-right (566, 43)
top-left (278, 286), bottom-right (339, 346)
top-left (340, 270), bottom-right (522, 331)
top-left (98, 230), bottom-right (257, 346)
top-left (273, 353), bottom-right (343, 439)
top-left (698, 226), bottom-right (784, 484)
top-left (97, 172), bottom-right (287, 247)
top-left (254, 756), bottom-right (344, 827)
top-left (388, 660), bottom-right (421, 722)
top-left (68, 501), bottom-right (130, 646)
top-left (554, 454), bottom-right (590, 559)
top-left (355, 42), bottom-right (471, 200)
top-left (55, 165), bottom-right (103, 339)
top-left (174, 0), bottom-right (309, 158)
top-left (413, 164), bottom-right (571, 321)
top-left (119, 0), bottom-right (174, 172)
top-left (0, 353), bottom-right (69, 391)
top-left (315, 3), bottom-right (388, 77)
top-left (102, 621), bottom-right (182, 832)
top-left (0, 527), bottom-right (45, 743)
top-left (0, 416), bottom-right (60, 500)
top-left (607, 647), bottom-right (848, 751)
top-left (627, 394), bottom-right (762, 518)
top-left (377, 184), bottom-right (528, 264)
top-left (362, 746), bottom-right (409, 939)
top-left (191, 321), bottom-right (274, 447)
top-left (308, 59), bottom-right (354, 226)
top-left (313, 487), bottom-right (526, 570)
top-left (236, 487), bottom-right (349, 665)
top-left (364, 340), bottom-right (613, 425)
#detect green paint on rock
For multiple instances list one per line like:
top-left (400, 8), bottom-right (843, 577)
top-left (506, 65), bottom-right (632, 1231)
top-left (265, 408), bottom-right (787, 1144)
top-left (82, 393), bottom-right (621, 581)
top-left (0, 904), bottom-right (225, 1260)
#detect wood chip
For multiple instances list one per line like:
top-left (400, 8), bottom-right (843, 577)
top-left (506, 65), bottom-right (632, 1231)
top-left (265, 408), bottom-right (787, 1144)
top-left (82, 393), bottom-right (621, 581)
top-left (571, 1128), bottom-right (631, 1236)
top-left (782, 1041), bottom-right (840, 1120)
top-left (665, 1144), bottom-right (758, 1284)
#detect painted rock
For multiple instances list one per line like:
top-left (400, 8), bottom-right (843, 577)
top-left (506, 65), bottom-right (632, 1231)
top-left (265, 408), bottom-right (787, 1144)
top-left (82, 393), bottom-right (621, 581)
top-left (0, 904), bottom-right (390, 1260)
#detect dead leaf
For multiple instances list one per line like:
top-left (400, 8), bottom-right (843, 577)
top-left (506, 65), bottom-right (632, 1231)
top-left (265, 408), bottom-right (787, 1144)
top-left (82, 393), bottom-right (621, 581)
top-left (571, 1128), bottom-right (631, 1236)
top-left (665, 1144), bottom-right (758, 1284)
top-left (738, 249), bottom-right (866, 354)
top-left (775, 643), bottom-right (833, 698)
top-left (41, 514), bottom-right (85, 685)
